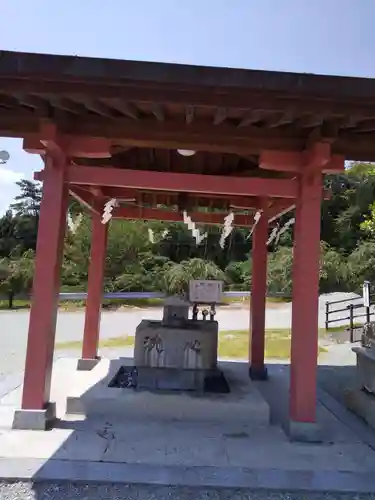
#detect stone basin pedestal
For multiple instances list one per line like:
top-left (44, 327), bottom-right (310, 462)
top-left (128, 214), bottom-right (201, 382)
top-left (345, 323), bottom-right (375, 428)
top-left (134, 296), bottom-right (219, 392)
top-left (352, 345), bottom-right (375, 394)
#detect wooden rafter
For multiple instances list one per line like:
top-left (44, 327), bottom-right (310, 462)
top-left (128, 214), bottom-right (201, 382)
top-left (153, 104), bottom-right (165, 122)
top-left (69, 186), bottom-right (100, 213)
top-left (185, 105), bottom-right (195, 124)
top-left (213, 108), bottom-right (227, 125)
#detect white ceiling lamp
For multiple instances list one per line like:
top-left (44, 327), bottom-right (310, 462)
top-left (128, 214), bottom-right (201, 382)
top-left (177, 149), bottom-right (196, 157)
top-left (0, 150), bottom-right (10, 164)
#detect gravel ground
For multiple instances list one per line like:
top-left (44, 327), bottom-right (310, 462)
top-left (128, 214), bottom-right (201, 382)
top-left (1, 482), bottom-right (375, 500)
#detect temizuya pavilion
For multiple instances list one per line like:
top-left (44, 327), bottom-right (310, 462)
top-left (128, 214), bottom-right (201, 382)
top-left (1, 51), bottom-right (375, 439)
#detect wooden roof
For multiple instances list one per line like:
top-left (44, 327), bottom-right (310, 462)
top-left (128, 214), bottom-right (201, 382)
top-left (1, 50), bottom-right (375, 163)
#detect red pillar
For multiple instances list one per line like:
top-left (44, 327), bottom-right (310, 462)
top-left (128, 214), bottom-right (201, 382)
top-left (290, 171), bottom-right (322, 428)
top-left (249, 205), bottom-right (269, 380)
top-left (21, 157), bottom-right (68, 411)
top-left (80, 213), bottom-right (108, 365)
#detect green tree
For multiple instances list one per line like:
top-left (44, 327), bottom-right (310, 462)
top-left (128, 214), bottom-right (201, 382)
top-left (319, 242), bottom-right (349, 293)
top-left (0, 250), bottom-right (35, 308)
top-left (164, 258), bottom-right (226, 296)
top-left (267, 246), bottom-right (293, 294)
top-left (347, 241), bottom-right (375, 293)
top-left (0, 210), bottom-right (18, 257)
top-left (225, 260), bottom-right (251, 290)
top-left (10, 180), bottom-right (42, 217)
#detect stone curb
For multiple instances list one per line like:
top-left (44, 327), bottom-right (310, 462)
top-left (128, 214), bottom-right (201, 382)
top-left (1, 458), bottom-right (375, 493)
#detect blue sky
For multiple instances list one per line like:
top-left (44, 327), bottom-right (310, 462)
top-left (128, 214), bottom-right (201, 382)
top-left (0, 0), bottom-right (374, 213)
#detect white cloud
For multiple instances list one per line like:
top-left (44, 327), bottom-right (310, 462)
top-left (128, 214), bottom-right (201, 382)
top-left (0, 166), bottom-right (22, 185)
top-left (0, 166), bottom-right (23, 215)
top-left (0, 137), bottom-right (43, 216)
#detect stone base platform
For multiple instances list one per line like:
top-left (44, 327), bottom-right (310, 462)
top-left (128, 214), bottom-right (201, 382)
top-left (65, 357), bottom-right (270, 426)
top-left (12, 402), bottom-right (57, 431)
top-left (352, 345), bottom-right (375, 393)
top-left (4, 360), bottom-right (375, 491)
top-left (344, 387), bottom-right (375, 429)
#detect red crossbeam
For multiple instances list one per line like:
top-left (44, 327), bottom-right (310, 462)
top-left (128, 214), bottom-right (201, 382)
top-left (260, 149), bottom-right (345, 174)
top-left (24, 135), bottom-right (112, 159)
top-left (69, 187), bottom-right (100, 214)
top-left (57, 165), bottom-right (298, 198)
top-left (113, 206), bottom-right (256, 226)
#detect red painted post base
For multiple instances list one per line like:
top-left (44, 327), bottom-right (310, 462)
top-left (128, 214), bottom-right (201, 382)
top-left (12, 402), bottom-right (56, 431)
top-left (76, 357), bottom-right (101, 371)
top-left (249, 365), bottom-right (268, 381)
top-left (288, 420), bottom-right (322, 443)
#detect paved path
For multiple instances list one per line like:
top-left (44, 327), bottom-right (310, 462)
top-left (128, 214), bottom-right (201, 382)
top-left (3, 482), bottom-right (375, 499)
top-left (0, 293), bottom-right (363, 390)
top-left (2, 359), bottom-right (375, 494)
top-left (1, 305), bottom-right (291, 382)
top-left (0, 299), bottom-right (373, 494)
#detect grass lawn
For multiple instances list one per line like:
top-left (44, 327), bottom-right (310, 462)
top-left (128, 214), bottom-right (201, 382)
top-left (219, 329), bottom-right (328, 359)
top-left (0, 299), bottom-right (31, 310)
top-left (0, 295), bottom-right (291, 311)
top-left (55, 328), bottom-right (328, 360)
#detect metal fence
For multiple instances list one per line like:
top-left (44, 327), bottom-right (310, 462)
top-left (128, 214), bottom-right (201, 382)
top-left (325, 286), bottom-right (375, 342)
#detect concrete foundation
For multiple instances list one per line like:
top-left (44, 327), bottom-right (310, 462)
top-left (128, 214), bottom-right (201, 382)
top-left (4, 358), bottom-right (375, 489)
top-left (344, 387), bottom-right (375, 429)
top-left (12, 402), bottom-right (56, 431)
top-left (77, 357), bottom-right (101, 371)
top-left (65, 357), bottom-right (270, 426)
top-left (288, 420), bottom-right (323, 443)
top-left (249, 365), bottom-right (268, 381)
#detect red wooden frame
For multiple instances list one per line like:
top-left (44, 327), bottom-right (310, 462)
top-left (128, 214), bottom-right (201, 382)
top-left (36, 165), bottom-right (298, 198)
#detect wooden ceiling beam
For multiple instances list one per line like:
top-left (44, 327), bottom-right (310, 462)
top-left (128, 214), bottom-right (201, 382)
top-left (41, 165), bottom-right (299, 198)
top-left (101, 99), bottom-right (140, 120)
top-left (266, 111), bottom-right (295, 129)
top-left (295, 114), bottom-right (325, 129)
top-left (96, 186), bottom-right (260, 207)
top-left (22, 117), bottom-right (305, 156)
top-left (238, 110), bottom-right (264, 127)
top-left (2, 110), bottom-right (375, 160)
top-left (23, 134), bottom-right (113, 158)
top-left (4, 76), bottom-right (375, 117)
top-left (72, 97), bottom-right (114, 117)
top-left (47, 96), bottom-right (85, 115)
top-left (112, 206), bottom-right (255, 226)
top-left (64, 117), bottom-right (305, 155)
top-left (351, 119), bottom-right (375, 133)
top-left (185, 105), bottom-right (195, 124)
top-left (0, 94), bottom-right (20, 109)
top-left (213, 108), bottom-right (227, 125)
top-left (14, 94), bottom-right (50, 115)
top-left (153, 104), bottom-right (165, 122)
top-left (268, 202), bottom-right (295, 222)
top-left (259, 146), bottom-right (345, 174)
top-left (69, 186), bottom-right (100, 213)
top-left (37, 121), bottom-right (68, 164)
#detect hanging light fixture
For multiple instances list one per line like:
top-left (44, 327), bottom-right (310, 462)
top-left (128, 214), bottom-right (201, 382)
top-left (0, 150), bottom-right (10, 164)
top-left (177, 149), bottom-right (196, 157)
